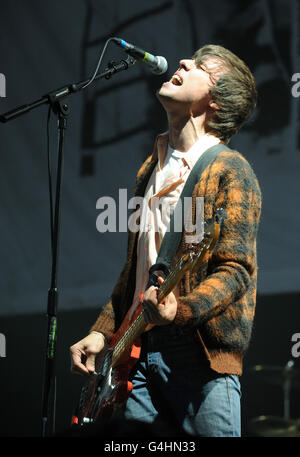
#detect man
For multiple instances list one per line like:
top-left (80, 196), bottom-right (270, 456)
top-left (70, 44), bottom-right (261, 437)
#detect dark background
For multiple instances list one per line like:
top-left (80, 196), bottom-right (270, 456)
top-left (0, 0), bottom-right (299, 437)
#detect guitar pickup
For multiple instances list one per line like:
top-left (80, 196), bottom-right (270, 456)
top-left (95, 349), bottom-right (113, 378)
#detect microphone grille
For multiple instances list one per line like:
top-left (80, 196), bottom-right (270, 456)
top-left (152, 56), bottom-right (168, 75)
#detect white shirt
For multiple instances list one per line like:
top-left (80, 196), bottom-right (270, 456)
top-left (130, 132), bottom-right (220, 316)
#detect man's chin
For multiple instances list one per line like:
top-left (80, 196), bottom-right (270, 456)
top-left (156, 85), bottom-right (173, 103)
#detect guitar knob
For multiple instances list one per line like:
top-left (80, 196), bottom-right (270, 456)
top-left (83, 417), bottom-right (93, 424)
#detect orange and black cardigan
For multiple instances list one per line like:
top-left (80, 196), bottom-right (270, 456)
top-left (91, 134), bottom-right (262, 376)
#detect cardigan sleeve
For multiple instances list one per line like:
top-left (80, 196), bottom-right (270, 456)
top-left (173, 152), bottom-right (262, 328)
top-left (89, 300), bottom-right (115, 342)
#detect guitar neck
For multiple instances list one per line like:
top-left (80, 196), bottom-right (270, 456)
top-left (111, 260), bottom-right (187, 367)
top-left (157, 265), bottom-right (181, 303)
top-left (111, 310), bottom-right (147, 367)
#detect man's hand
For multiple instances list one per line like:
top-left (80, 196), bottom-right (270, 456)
top-left (142, 276), bottom-right (177, 325)
top-left (70, 332), bottom-right (106, 376)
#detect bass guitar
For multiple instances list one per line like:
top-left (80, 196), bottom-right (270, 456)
top-left (71, 208), bottom-right (226, 427)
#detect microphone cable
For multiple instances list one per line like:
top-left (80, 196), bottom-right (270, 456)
top-left (80, 37), bottom-right (117, 90)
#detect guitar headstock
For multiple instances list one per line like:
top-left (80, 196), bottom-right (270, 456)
top-left (182, 208), bottom-right (227, 272)
top-left (156, 208), bottom-right (226, 301)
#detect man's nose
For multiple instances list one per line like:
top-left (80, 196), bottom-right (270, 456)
top-left (179, 59), bottom-right (193, 71)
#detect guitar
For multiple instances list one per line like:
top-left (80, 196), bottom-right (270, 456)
top-left (71, 208), bottom-right (226, 427)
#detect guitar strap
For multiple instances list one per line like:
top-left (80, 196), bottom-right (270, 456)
top-left (146, 142), bottom-right (233, 288)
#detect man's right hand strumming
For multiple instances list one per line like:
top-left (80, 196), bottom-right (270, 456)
top-left (70, 332), bottom-right (106, 376)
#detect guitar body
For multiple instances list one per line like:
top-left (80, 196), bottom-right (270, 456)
top-left (72, 302), bottom-right (145, 426)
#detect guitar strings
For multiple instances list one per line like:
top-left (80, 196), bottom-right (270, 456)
top-left (111, 245), bottom-right (208, 363)
top-left (112, 264), bottom-right (183, 363)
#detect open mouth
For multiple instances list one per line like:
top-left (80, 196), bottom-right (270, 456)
top-left (171, 74), bottom-right (183, 86)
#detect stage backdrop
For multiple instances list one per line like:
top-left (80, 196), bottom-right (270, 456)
top-left (0, 0), bottom-right (299, 319)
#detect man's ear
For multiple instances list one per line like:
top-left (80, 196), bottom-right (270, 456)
top-left (209, 100), bottom-right (221, 111)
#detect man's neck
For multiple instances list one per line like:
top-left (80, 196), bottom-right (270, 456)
top-left (167, 113), bottom-right (208, 152)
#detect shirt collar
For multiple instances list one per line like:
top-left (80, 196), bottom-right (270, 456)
top-left (152, 131), bottom-right (220, 170)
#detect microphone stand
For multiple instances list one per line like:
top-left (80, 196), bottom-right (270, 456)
top-left (283, 360), bottom-right (294, 420)
top-left (0, 56), bottom-right (136, 437)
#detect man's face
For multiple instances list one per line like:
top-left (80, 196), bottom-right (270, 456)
top-left (157, 57), bottom-right (221, 115)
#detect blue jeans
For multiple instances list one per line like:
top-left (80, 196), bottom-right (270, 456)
top-left (123, 325), bottom-right (241, 437)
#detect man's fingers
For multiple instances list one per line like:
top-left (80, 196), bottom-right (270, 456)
top-left (85, 354), bottom-right (96, 373)
top-left (70, 347), bottom-right (90, 375)
top-left (70, 333), bottom-right (106, 376)
top-left (142, 274), bottom-right (177, 326)
top-left (157, 276), bottom-right (164, 285)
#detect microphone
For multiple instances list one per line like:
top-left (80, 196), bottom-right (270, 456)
top-left (113, 38), bottom-right (168, 75)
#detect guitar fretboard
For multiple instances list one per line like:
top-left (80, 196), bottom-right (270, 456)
top-left (111, 311), bottom-right (146, 366)
top-left (111, 256), bottom-right (189, 367)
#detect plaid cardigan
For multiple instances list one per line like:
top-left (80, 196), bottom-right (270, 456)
top-left (91, 133), bottom-right (262, 375)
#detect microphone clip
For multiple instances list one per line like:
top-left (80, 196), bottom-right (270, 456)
top-left (104, 56), bottom-right (136, 80)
